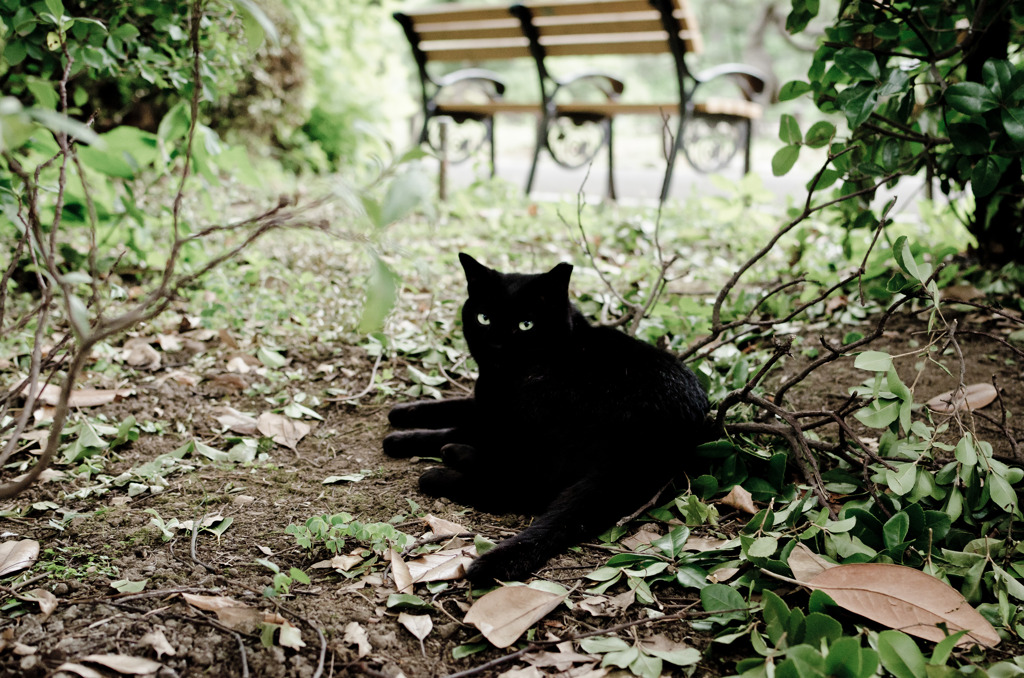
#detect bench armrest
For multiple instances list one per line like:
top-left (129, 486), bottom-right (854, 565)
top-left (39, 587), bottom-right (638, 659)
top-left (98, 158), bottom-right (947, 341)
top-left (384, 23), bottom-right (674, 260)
top-left (435, 69), bottom-right (507, 98)
top-left (692, 64), bottom-right (768, 102)
top-left (555, 71), bottom-right (625, 99)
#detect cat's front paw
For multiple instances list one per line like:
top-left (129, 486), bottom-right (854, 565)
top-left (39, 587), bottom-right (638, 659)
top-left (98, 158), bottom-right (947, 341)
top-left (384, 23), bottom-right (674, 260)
top-left (418, 467), bottom-right (466, 498)
top-left (382, 430), bottom-right (427, 458)
top-left (465, 540), bottom-right (544, 585)
top-left (388, 402), bottom-right (424, 429)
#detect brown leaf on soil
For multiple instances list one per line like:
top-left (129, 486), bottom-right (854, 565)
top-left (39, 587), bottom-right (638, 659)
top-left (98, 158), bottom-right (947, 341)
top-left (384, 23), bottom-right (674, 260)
top-left (155, 369), bottom-right (201, 388)
top-left (391, 548), bottom-right (414, 594)
top-left (81, 654), bottom-right (164, 674)
top-left (719, 485), bottom-right (757, 514)
top-left (577, 589), bottom-right (635, 618)
top-left (212, 407), bottom-right (259, 436)
top-left (257, 412), bottom-right (311, 450)
top-left (464, 585), bottom-right (568, 649)
top-left (181, 593), bottom-right (262, 633)
top-left (498, 667), bottom-right (545, 678)
top-left (156, 333), bottom-right (183, 352)
top-left (138, 629), bottom-right (176, 658)
top-left (707, 566), bottom-right (740, 583)
top-left (422, 514), bottom-right (468, 537)
top-left (684, 535), bottom-right (731, 552)
top-left (278, 620), bottom-right (306, 649)
top-left (406, 546), bottom-right (475, 584)
top-left (218, 328), bottom-right (239, 349)
top-left (121, 338), bottom-right (161, 369)
top-left (926, 383), bottom-right (998, 414)
top-left (620, 527), bottom-right (663, 551)
top-left (23, 588), bottom-right (57, 619)
top-left (787, 543), bottom-right (837, 582)
top-left (0, 539), bottom-right (40, 577)
top-left (399, 612), bottom-right (433, 655)
top-left (30, 383), bottom-right (133, 408)
top-left (805, 562), bottom-right (1000, 647)
top-left (206, 373), bottom-right (247, 394)
top-left (54, 663), bottom-right (104, 678)
top-left (344, 621), bottom-right (372, 657)
top-left (523, 649), bottom-right (596, 671)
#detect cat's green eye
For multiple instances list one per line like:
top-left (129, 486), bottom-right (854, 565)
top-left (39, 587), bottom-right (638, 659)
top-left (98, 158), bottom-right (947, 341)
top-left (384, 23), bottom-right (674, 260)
top-left (477, 313), bottom-right (491, 326)
top-left (519, 320), bottom-right (534, 331)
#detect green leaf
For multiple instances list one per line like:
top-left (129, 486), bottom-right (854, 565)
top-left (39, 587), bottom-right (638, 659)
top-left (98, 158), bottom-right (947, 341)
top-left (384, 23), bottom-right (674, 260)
top-left (930, 630), bottom-right (969, 666)
top-left (762, 589), bottom-right (790, 646)
top-left (835, 48), bottom-right (881, 80)
top-left (802, 612), bottom-right (842, 647)
top-left (882, 511), bottom-right (910, 548)
top-left (988, 472), bottom-right (1018, 513)
top-left (955, 435), bottom-right (978, 466)
top-left (700, 583), bottom-right (745, 613)
top-left (836, 84), bottom-right (879, 128)
top-left (233, 0), bottom-right (277, 53)
top-left (44, 0), bottom-right (64, 18)
top-left (854, 399), bottom-right (900, 429)
top-left (777, 644), bottom-right (825, 678)
top-left (885, 463), bottom-right (918, 496)
top-left (825, 637), bottom-right (878, 678)
top-left (581, 636), bottom-right (632, 653)
top-left (1002, 108), bottom-right (1024, 144)
top-left (379, 169), bottom-right (434, 227)
top-left (747, 536), bottom-right (778, 559)
top-left (452, 642), bottom-right (487, 659)
top-left (629, 651), bottom-right (662, 678)
top-left (772, 145), bottom-right (800, 176)
top-left (971, 156), bottom-right (1007, 198)
top-left (948, 122), bottom-right (990, 155)
top-left (157, 101), bottom-right (191, 142)
top-left (779, 114), bottom-right (802, 144)
top-left (358, 252), bottom-right (400, 334)
top-left (945, 82), bottom-right (1000, 115)
top-left (386, 593), bottom-right (432, 611)
top-left (877, 69), bottom-right (910, 97)
top-left (779, 80), bottom-right (812, 101)
top-left (804, 121), bottom-right (835, 148)
top-left (877, 630), bottom-right (926, 678)
top-left (111, 578), bottom-right (147, 593)
top-left (892, 235), bottom-right (923, 282)
top-left (853, 351), bottom-right (892, 372)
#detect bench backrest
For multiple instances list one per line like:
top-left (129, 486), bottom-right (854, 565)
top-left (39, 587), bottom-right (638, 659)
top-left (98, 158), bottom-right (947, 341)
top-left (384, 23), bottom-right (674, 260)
top-left (395, 0), bottom-right (702, 66)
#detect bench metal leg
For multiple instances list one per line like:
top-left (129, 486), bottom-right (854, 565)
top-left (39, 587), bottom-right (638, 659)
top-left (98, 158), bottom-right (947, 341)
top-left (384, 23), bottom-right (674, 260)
top-left (606, 118), bottom-right (616, 201)
top-left (525, 115), bottom-right (546, 195)
top-left (487, 117), bottom-right (496, 179)
top-left (742, 119), bottom-right (752, 175)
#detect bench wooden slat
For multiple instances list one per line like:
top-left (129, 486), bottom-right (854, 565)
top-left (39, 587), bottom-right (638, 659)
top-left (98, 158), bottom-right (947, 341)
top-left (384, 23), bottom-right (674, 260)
top-left (436, 102), bottom-right (541, 115)
top-left (433, 99), bottom-right (762, 120)
top-left (422, 39), bottom-right (532, 61)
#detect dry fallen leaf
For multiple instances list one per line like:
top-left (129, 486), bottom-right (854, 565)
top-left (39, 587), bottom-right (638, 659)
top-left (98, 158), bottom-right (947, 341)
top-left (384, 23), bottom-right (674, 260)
top-left (311, 552), bottom-right (364, 571)
top-left (498, 667), bottom-right (545, 678)
top-left (138, 629), bottom-right (176, 658)
top-left (122, 339), bottom-right (161, 370)
top-left (522, 649), bottom-right (596, 672)
top-left (787, 543), bottom-right (837, 582)
top-left (926, 383), bottom-right (998, 413)
top-left (82, 654), bottom-right (164, 675)
top-left (55, 663), bottom-right (104, 678)
top-left (391, 548), bottom-right (414, 595)
top-left (398, 612), bottom-right (432, 656)
top-left (719, 485), bottom-right (757, 514)
top-left (707, 567), bottom-right (740, 583)
top-left (257, 412), bottom-right (311, 451)
top-left (0, 539), bottom-right (40, 577)
top-left (24, 588), bottom-right (57, 619)
top-left (684, 536), bottom-right (731, 552)
top-left (30, 383), bottom-right (133, 408)
top-left (278, 620), bottom-right (306, 649)
top-left (806, 563), bottom-right (1000, 647)
top-left (464, 585), bottom-right (567, 649)
top-left (422, 514), bottom-right (468, 537)
top-left (212, 407), bottom-right (259, 436)
top-left (156, 334), bottom-right (183, 352)
top-left (344, 621), bottom-right (372, 657)
top-left (621, 527), bottom-right (663, 551)
top-left (578, 589), bottom-right (635, 618)
top-left (181, 593), bottom-right (262, 633)
top-left (226, 356), bottom-right (252, 374)
top-left (405, 547), bottom-right (475, 584)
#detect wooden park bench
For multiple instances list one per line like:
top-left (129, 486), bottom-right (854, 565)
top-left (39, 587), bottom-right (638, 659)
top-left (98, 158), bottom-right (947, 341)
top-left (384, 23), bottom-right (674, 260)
top-left (394, 0), bottom-right (766, 201)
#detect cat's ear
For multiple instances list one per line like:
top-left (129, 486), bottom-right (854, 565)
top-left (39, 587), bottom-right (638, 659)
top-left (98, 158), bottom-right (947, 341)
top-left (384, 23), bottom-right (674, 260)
top-left (545, 263), bottom-right (573, 294)
top-left (459, 253), bottom-right (493, 290)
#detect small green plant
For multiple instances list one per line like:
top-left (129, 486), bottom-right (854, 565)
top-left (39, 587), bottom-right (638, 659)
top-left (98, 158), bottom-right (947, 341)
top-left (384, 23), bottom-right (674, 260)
top-left (286, 512), bottom-right (414, 556)
top-left (256, 558), bottom-right (309, 598)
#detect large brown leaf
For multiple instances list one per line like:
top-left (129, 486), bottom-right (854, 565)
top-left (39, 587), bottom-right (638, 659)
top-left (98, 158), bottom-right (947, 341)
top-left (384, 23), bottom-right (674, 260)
top-left (464, 585), bottom-right (567, 648)
top-left (805, 563), bottom-right (1000, 647)
top-left (926, 383), bottom-right (998, 413)
top-left (0, 539), bottom-right (40, 577)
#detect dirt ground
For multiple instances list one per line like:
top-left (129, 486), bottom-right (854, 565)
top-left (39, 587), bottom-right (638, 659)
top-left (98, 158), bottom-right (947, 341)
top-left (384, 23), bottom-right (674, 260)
top-left (0, 301), bottom-right (1021, 678)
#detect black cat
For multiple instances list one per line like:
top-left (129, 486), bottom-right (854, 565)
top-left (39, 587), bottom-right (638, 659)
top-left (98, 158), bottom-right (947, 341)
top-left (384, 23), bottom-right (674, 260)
top-left (383, 253), bottom-right (710, 584)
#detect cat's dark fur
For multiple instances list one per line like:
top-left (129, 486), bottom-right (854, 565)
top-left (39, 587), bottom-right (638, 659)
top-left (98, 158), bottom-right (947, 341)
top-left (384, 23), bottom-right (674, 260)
top-left (383, 253), bottom-right (709, 584)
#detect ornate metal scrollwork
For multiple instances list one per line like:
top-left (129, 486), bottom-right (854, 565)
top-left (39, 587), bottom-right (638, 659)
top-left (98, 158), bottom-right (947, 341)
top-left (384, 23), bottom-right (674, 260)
top-left (425, 116), bottom-right (489, 164)
top-left (678, 117), bottom-right (743, 174)
top-left (545, 116), bottom-right (606, 169)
